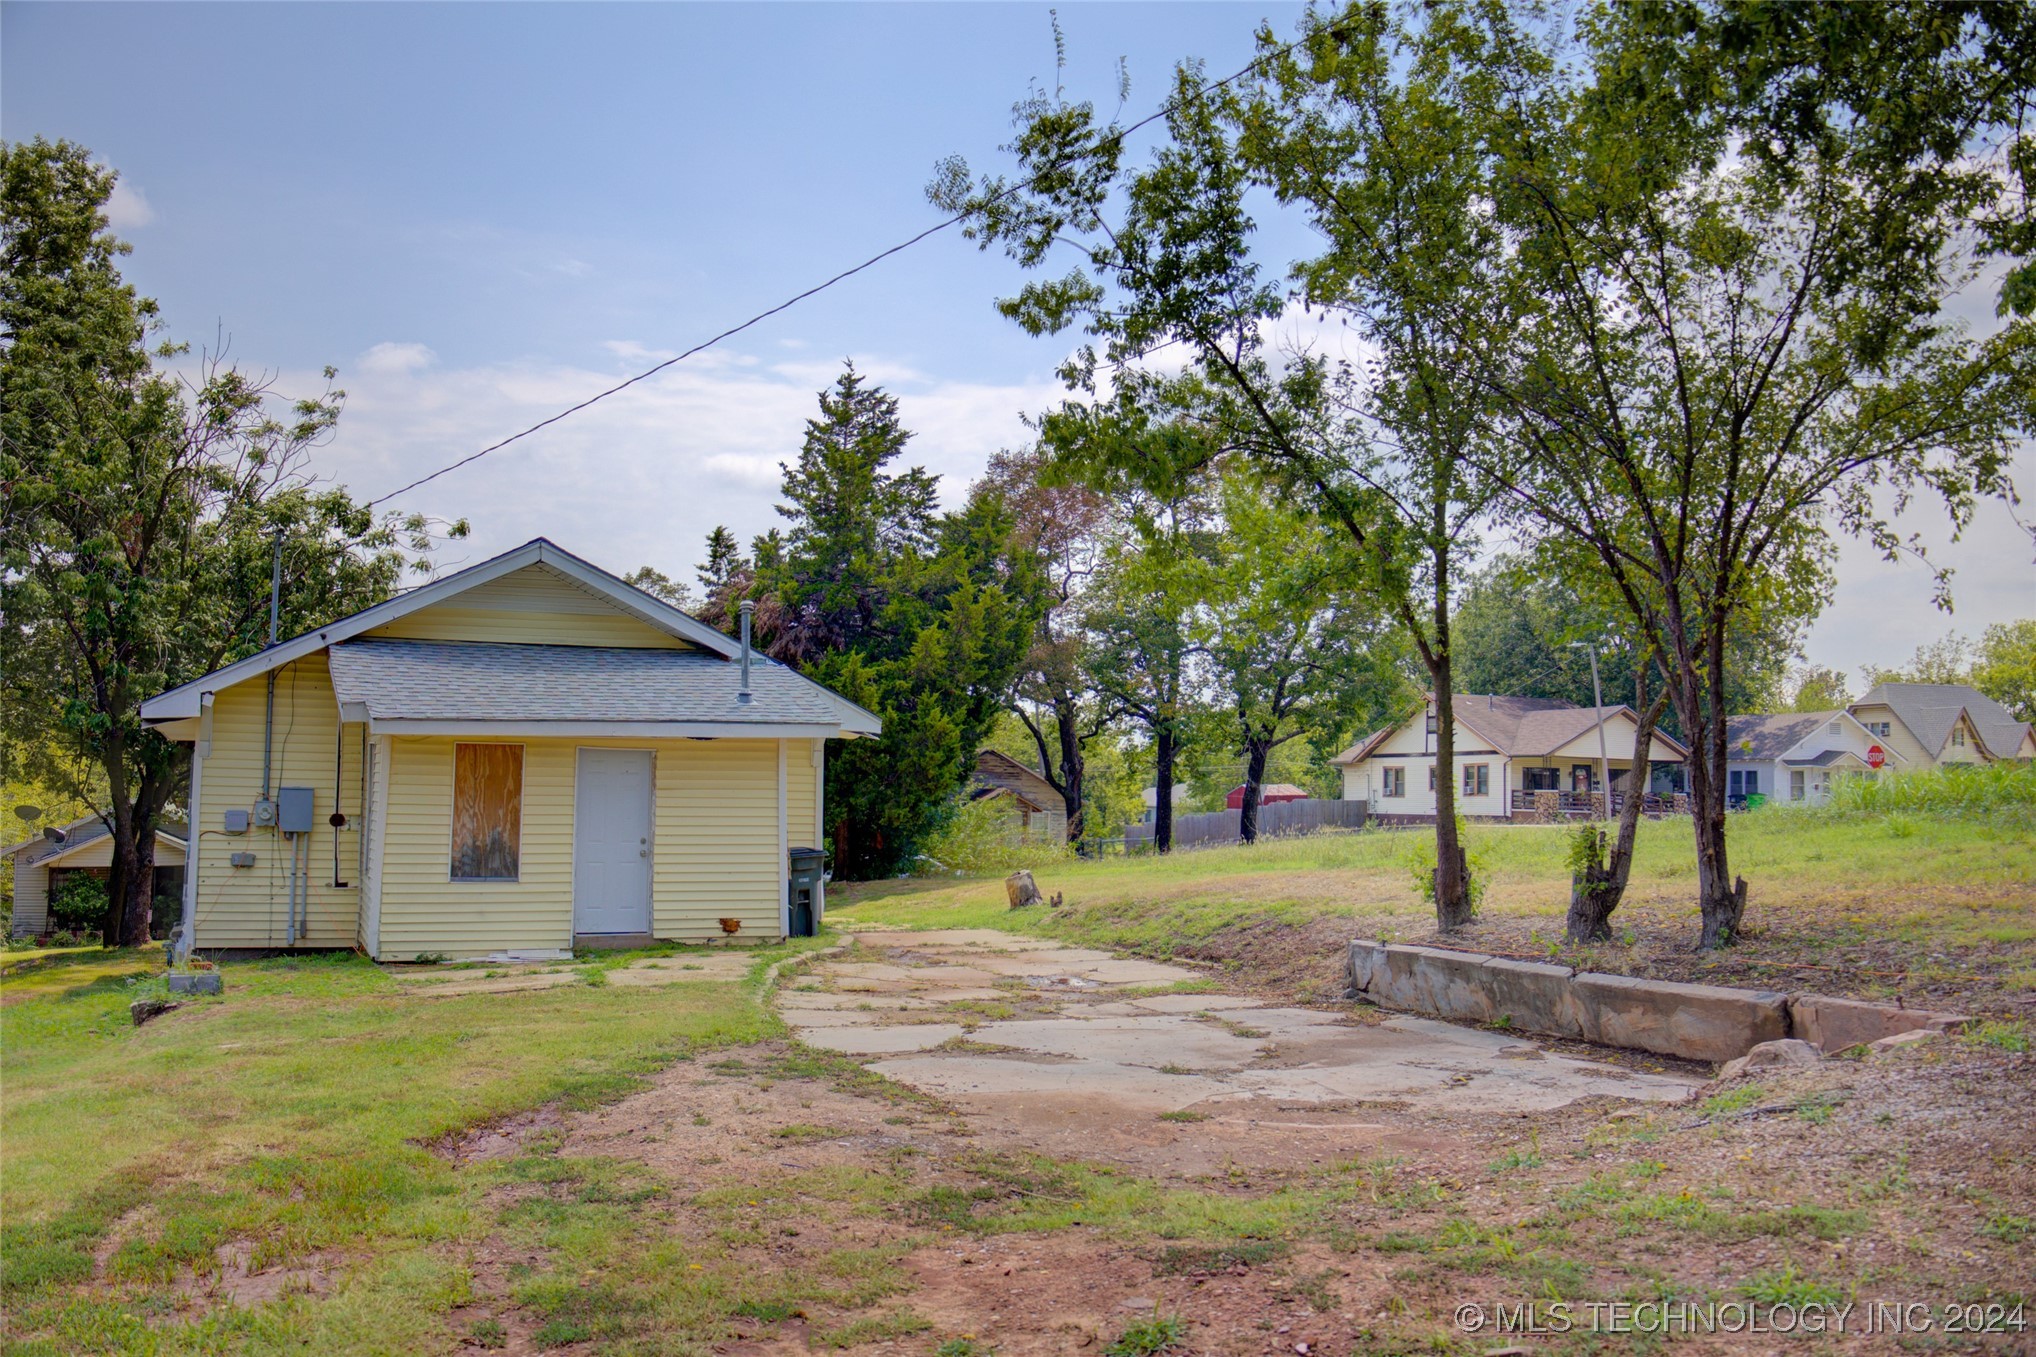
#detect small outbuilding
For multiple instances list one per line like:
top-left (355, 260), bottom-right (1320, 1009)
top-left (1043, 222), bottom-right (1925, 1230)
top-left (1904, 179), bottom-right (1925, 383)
top-left (136, 538), bottom-right (879, 960)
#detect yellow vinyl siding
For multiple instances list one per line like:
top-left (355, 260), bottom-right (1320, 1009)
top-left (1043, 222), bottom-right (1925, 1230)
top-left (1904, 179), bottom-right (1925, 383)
top-left (364, 607), bottom-right (690, 649)
top-left (190, 654), bottom-right (364, 950)
top-left (787, 740), bottom-right (820, 850)
top-left (361, 561), bottom-right (694, 649)
top-left (373, 736), bottom-right (787, 959)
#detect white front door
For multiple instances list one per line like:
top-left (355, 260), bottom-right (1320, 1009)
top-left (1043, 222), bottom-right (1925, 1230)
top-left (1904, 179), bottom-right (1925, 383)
top-left (574, 749), bottom-right (653, 936)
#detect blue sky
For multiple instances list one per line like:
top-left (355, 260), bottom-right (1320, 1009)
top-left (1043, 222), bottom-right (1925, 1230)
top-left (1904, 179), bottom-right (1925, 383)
top-left (4, 1), bottom-right (2028, 687)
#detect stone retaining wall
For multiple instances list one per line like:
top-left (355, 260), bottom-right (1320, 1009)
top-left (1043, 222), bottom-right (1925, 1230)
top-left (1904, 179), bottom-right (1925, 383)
top-left (1345, 940), bottom-right (1969, 1064)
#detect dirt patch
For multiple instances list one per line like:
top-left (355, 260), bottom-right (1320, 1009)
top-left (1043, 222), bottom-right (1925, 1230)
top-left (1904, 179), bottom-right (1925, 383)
top-left (425, 1105), bottom-right (570, 1164)
top-left (173, 1239), bottom-right (339, 1308)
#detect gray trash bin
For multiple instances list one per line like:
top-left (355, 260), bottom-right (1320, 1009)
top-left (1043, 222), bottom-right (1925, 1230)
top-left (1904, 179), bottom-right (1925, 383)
top-left (787, 847), bottom-right (827, 937)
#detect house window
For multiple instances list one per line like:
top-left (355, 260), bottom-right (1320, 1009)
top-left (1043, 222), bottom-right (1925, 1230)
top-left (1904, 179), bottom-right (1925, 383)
top-left (452, 743), bottom-right (522, 880)
top-left (1428, 765), bottom-right (1437, 792)
top-left (1425, 709), bottom-right (1438, 735)
top-left (1863, 720), bottom-right (1890, 738)
top-left (1952, 726), bottom-right (1966, 748)
top-left (1827, 720), bottom-right (1841, 735)
top-left (1729, 769), bottom-right (1760, 798)
top-left (1462, 764), bottom-right (1489, 797)
top-left (1524, 767), bottom-right (1559, 791)
top-left (1382, 767), bottom-right (1406, 798)
top-left (1790, 769), bottom-right (1806, 801)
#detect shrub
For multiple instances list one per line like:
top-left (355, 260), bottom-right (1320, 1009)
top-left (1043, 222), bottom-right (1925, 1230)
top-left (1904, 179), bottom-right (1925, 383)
top-left (909, 795), bottom-right (1074, 878)
top-left (46, 874), bottom-right (109, 932)
top-left (1406, 815), bottom-right (1489, 913)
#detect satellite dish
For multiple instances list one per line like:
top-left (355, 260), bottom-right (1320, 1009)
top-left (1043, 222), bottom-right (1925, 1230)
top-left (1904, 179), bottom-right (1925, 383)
top-left (42, 826), bottom-right (68, 845)
top-left (14, 805), bottom-right (42, 823)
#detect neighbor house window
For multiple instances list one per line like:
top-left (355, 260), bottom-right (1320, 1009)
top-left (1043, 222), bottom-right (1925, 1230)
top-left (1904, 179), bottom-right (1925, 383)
top-left (1425, 710), bottom-right (1438, 735)
top-left (1952, 727), bottom-right (1967, 748)
top-left (452, 743), bottom-right (522, 880)
top-left (1428, 765), bottom-right (1437, 792)
top-left (1462, 764), bottom-right (1489, 797)
top-left (1790, 769), bottom-right (1806, 801)
top-left (1382, 767), bottom-right (1406, 798)
top-left (1729, 769), bottom-right (1760, 798)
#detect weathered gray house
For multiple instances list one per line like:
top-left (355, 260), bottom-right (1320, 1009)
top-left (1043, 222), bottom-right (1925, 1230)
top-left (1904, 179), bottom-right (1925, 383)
top-left (969, 750), bottom-right (1068, 843)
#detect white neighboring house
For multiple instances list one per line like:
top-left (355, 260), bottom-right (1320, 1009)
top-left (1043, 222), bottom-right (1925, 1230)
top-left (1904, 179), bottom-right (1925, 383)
top-left (1331, 694), bottom-right (1689, 821)
top-left (1722, 710), bottom-right (1904, 807)
top-left (5, 816), bottom-right (189, 938)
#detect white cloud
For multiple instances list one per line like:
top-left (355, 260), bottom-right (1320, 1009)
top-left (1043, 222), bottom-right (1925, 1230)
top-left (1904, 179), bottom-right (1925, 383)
top-left (553, 258), bottom-right (593, 279)
top-left (356, 342), bottom-right (438, 376)
top-left (602, 339), bottom-right (677, 363)
top-left (105, 180), bottom-right (154, 230)
top-left (310, 348), bottom-right (1063, 584)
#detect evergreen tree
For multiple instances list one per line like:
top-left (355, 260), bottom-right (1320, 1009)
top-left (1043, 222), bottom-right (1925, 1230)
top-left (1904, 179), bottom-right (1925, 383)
top-left (695, 525), bottom-right (745, 596)
top-left (742, 365), bottom-right (1040, 878)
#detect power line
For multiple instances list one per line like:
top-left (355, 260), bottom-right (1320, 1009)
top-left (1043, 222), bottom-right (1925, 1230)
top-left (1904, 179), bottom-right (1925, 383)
top-left (367, 20), bottom-right (1350, 509)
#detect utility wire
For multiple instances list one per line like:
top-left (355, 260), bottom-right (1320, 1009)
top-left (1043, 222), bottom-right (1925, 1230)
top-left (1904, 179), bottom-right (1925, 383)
top-left (366, 20), bottom-right (1350, 509)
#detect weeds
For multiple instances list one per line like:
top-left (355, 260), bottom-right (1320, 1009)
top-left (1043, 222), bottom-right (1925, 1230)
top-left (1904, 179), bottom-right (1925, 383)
top-left (1107, 1315), bottom-right (1185, 1356)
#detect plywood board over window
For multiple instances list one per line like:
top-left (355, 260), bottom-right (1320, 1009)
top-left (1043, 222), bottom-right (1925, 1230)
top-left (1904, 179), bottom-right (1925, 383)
top-left (453, 743), bottom-right (522, 881)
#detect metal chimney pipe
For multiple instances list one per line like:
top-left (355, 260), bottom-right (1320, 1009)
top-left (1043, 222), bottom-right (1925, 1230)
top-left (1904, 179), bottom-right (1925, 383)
top-left (738, 600), bottom-right (755, 703)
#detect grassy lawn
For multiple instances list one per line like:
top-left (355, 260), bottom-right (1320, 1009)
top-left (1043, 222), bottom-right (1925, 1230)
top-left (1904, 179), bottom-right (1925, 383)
top-left (0, 943), bottom-right (816, 1354)
top-left (833, 799), bottom-right (2036, 1011)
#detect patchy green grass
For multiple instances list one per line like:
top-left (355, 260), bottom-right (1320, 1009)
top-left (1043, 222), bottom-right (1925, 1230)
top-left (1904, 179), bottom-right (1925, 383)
top-left (834, 797), bottom-right (2036, 1011)
top-left (0, 940), bottom-right (816, 1353)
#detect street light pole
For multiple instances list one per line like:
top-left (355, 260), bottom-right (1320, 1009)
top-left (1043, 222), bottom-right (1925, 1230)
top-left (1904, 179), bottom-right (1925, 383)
top-left (1570, 640), bottom-right (1611, 817)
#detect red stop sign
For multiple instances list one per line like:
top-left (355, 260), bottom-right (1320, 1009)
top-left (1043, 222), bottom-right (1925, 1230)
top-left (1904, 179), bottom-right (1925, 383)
top-left (1866, 744), bottom-right (1886, 769)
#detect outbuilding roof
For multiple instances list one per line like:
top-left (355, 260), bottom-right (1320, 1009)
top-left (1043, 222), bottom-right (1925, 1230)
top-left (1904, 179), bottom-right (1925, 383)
top-left (326, 639), bottom-right (879, 735)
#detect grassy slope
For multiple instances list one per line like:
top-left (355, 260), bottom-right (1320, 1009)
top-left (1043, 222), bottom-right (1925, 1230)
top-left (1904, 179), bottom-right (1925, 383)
top-left (833, 806), bottom-right (2036, 1010)
top-left (0, 945), bottom-right (806, 1354)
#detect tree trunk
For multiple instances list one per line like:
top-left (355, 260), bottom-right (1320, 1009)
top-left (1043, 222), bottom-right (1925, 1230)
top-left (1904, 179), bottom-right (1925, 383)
top-left (1693, 627), bottom-right (1746, 948)
top-left (119, 819), bottom-right (157, 947)
top-left (1052, 693), bottom-right (1087, 843)
top-left (1429, 644), bottom-right (1473, 932)
top-left (1566, 685), bottom-right (1669, 943)
top-left (1153, 724), bottom-right (1178, 854)
top-left (1237, 735), bottom-right (1272, 845)
top-left (101, 823), bottom-right (126, 948)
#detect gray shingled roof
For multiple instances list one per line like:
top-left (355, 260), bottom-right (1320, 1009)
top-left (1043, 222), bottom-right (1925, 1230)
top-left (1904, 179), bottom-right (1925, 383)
top-left (1783, 747), bottom-right (1863, 768)
top-left (327, 639), bottom-right (873, 730)
top-left (4, 816), bottom-right (187, 864)
top-left (1726, 711), bottom-right (1835, 761)
top-left (1855, 683), bottom-right (2032, 759)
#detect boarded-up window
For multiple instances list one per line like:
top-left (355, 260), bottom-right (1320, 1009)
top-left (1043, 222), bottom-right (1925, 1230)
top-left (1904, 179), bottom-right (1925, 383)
top-left (452, 744), bottom-right (522, 880)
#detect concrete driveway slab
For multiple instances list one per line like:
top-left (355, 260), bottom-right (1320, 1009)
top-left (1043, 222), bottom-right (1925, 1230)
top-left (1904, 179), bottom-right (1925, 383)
top-left (779, 928), bottom-right (1699, 1171)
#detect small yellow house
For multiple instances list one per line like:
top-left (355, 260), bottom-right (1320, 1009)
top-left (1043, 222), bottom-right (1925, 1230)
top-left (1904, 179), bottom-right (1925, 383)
top-left (138, 538), bottom-right (879, 961)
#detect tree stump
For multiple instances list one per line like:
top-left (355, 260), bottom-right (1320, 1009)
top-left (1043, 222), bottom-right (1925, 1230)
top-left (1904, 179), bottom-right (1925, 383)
top-left (1006, 870), bottom-right (1044, 910)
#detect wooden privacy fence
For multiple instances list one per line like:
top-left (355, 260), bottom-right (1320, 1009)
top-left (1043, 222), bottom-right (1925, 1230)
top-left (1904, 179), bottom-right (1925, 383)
top-left (1122, 797), bottom-right (1369, 851)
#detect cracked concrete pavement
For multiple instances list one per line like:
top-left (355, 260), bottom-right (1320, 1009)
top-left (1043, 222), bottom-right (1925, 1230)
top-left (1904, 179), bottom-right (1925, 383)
top-left (779, 928), bottom-right (1698, 1173)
